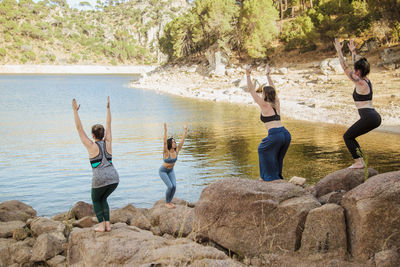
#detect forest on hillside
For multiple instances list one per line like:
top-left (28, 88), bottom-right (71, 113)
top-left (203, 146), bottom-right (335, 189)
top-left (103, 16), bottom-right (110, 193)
top-left (160, 0), bottom-right (400, 61)
top-left (0, 0), bottom-right (399, 64)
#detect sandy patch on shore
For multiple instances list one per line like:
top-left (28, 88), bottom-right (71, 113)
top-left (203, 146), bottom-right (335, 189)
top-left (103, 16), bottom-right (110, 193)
top-left (130, 64), bottom-right (400, 133)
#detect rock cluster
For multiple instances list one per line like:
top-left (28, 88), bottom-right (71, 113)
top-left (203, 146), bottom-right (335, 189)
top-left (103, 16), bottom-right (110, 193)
top-left (1, 168), bottom-right (400, 266)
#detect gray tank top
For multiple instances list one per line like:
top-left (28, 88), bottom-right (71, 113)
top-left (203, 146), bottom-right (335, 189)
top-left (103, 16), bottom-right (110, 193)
top-left (89, 140), bottom-right (119, 188)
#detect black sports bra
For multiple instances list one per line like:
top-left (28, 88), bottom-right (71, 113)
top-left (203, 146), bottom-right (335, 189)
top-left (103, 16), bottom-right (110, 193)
top-left (353, 79), bottom-right (372, 101)
top-left (260, 107), bottom-right (281, 123)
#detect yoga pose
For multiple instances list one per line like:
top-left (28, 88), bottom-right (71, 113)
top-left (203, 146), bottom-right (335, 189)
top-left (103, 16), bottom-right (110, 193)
top-left (334, 38), bottom-right (381, 168)
top-left (72, 96), bottom-right (119, 232)
top-left (160, 122), bottom-right (187, 208)
top-left (246, 65), bottom-right (291, 181)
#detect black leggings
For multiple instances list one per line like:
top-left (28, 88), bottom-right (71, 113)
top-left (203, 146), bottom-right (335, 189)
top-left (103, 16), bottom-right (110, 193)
top-left (343, 108), bottom-right (381, 159)
top-left (91, 183), bottom-right (118, 222)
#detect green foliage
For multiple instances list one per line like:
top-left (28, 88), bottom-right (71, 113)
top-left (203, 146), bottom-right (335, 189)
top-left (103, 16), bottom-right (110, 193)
top-left (21, 51), bottom-right (36, 62)
top-left (308, 0), bottom-right (372, 40)
top-left (4, 33), bottom-right (12, 42)
top-left (0, 47), bottom-right (6, 58)
top-left (281, 15), bottom-right (318, 51)
top-left (69, 53), bottom-right (80, 63)
top-left (240, 0), bottom-right (278, 58)
top-left (392, 21), bottom-right (400, 43)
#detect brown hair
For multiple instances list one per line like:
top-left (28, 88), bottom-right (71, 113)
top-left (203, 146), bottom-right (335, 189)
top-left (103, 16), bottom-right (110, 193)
top-left (263, 86), bottom-right (276, 106)
top-left (91, 124), bottom-right (105, 140)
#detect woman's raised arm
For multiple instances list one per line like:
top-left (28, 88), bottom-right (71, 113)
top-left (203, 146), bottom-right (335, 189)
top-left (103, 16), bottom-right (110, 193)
top-left (72, 99), bottom-right (93, 150)
top-left (246, 66), bottom-right (264, 106)
top-left (177, 122), bottom-right (188, 153)
top-left (334, 38), bottom-right (364, 86)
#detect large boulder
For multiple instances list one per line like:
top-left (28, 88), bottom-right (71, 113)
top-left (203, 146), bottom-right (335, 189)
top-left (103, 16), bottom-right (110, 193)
top-left (300, 204), bottom-right (347, 257)
top-left (0, 221), bottom-right (25, 238)
top-left (0, 200), bottom-right (36, 222)
top-left (314, 168), bottom-right (378, 198)
top-left (70, 201), bottom-right (94, 220)
top-left (67, 223), bottom-right (242, 266)
top-left (0, 238), bottom-right (16, 266)
top-left (110, 204), bottom-right (151, 230)
top-left (193, 178), bottom-right (321, 257)
top-left (30, 217), bottom-right (65, 237)
top-left (9, 238), bottom-right (34, 265)
top-left (320, 58), bottom-right (343, 75)
top-left (342, 171), bottom-right (400, 261)
top-left (31, 232), bottom-right (66, 262)
top-left (205, 48), bottom-right (229, 77)
top-left (381, 48), bottom-right (400, 66)
top-left (149, 198), bottom-right (194, 237)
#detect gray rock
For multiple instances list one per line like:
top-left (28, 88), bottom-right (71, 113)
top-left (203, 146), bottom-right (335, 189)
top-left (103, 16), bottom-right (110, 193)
top-left (193, 178), bottom-right (320, 257)
top-left (300, 204), bottom-right (347, 256)
top-left (360, 38), bottom-right (380, 52)
top-left (70, 201), bottom-right (94, 220)
top-left (9, 238), bottom-right (33, 265)
top-left (66, 224), bottom-right (242, 266)
top-left (0, 238), bottom-right (15, 266)
top-left (0, 200), bottom-right (36, 222)
top-left (0, 221), bottom-right (25, 238)
top-left (47, 255), bottom-right (66, 267)
top-left (149, 198), bottom-right (194, 237)
top-left (72, 216), bottom-right (96, 228)
top-left (30, 217), bottom-right (66, 237)
top-left (381, 48), bottom-right (400, 65)
top-left (110, 204), bottom-right (151, 230)
top-left (342, 171), bottom-right (400, 261)
top-left (375, 249), bottom-right (400, 267)
top-left (314, 168), bottom-right (378, 198)
top-left (318, 191), bottom-right (345, 205)
top-left (31, 232), bottom-right (66, 262)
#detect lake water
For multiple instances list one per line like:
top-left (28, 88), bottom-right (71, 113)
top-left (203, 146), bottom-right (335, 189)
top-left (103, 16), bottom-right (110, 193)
top-left (0, 75), bottom-right (399, 216)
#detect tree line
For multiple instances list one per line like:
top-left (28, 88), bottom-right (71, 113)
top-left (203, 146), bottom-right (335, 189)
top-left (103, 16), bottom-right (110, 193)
top-left (159, 0), bottom-right (400, 61)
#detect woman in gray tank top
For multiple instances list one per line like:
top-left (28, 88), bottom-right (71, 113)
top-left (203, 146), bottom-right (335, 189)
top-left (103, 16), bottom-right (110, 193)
top-left (72, 96), bottom-right (119, 232)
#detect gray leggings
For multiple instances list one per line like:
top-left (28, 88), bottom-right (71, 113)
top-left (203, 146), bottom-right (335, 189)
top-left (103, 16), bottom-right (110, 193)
top-left (159, 166), bottom-right (176, 203)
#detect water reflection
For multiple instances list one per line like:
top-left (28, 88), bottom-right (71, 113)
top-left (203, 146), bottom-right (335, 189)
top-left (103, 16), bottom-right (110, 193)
top-left (0, 75), bottom-right (399, 216)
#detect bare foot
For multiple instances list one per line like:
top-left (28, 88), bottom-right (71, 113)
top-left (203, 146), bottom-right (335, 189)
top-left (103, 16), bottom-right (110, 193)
top-left (105, 221), bottom-right (111, 232)
top-left (348, 163), bottom-right (365, 169)
top-left (165, 203), bottom-right (176, 209)
top-left (94, 222), bottom-right (105, 232)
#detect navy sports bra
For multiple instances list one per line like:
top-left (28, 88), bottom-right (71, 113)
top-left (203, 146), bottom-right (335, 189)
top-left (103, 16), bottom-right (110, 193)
top-left (260, 107), bottom-right (281, 123)
top-left (353, 79), bottom-right (372, 101)
top-left (163, 153), bottom-right (178, 164)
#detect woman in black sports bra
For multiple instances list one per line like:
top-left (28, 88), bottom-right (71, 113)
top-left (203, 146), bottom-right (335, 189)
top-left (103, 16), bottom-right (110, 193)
top-left (334, 38), bottom-right (381, 169)
top-left (246, 65), bottom-right (291, 181)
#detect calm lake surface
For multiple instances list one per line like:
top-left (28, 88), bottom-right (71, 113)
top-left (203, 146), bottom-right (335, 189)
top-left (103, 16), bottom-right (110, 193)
top-left (1, 75), bottom-right (399, 216)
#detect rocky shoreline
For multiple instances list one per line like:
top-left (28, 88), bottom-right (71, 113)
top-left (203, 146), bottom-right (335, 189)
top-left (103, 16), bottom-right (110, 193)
top-left (2, 168), bottom-right (400, 266)
top-left (130, 53), bottom-right (400, 134)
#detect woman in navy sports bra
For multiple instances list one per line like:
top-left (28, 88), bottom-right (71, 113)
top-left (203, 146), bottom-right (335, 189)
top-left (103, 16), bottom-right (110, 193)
top-left (246, 65), bottom-right (291, 181)
top-left (159, 122), bottom-right (188, 208)
top-left (334, 38), bottom-right (381, 169)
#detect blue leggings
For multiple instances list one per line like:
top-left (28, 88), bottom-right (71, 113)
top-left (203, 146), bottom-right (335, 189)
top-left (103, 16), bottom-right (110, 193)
top-left (258, 127), bottom-right (291, 181)
top-left (159, 166), bottom-right (176, 203)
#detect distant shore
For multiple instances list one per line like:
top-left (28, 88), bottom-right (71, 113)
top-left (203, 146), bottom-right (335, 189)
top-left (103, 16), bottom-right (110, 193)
top-left (0, 64), bottom-right (157, 74)
top-left (129, 64), bottom-right (400, 134)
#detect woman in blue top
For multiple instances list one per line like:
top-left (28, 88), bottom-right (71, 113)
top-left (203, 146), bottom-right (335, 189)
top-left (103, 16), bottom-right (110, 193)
top-left (159, 122), bottom-right (187, 209)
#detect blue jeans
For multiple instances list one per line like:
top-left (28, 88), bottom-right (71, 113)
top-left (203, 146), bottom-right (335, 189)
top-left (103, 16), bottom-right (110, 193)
top-left (258, 127), bottom-right (291, 181)
top-left (159, 166), bottom-right (176, 203)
